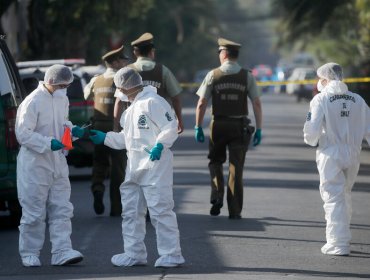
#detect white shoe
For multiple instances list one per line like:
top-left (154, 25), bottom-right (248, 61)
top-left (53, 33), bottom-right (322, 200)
top-left (51, 249), bottom-right (83, 265)
top-left (154, 255), bottom-right (185, 268)
top-left (111, 253), bottom-right (147, 267)
top-left (22, 255), bottom-right (41, 267)
top-left (321, 243), bottom-right (349, 256)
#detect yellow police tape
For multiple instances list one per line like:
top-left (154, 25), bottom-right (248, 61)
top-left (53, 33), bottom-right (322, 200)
top-left (180, 77), bottom-right (370, 88)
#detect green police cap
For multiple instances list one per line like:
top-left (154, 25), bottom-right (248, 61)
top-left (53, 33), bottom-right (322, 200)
top-left (101, 45), bottom-right (128, 61)
top-left (218, 37), bottom-right (241, 50)
top-left (131, 33), bottom-right (154, 47)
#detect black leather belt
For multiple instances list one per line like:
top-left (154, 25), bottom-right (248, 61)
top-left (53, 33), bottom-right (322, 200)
top-left (213, 115), bottom-right (248, 121)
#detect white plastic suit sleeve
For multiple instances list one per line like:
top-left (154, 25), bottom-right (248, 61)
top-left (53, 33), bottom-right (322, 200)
top-left (15, 99), bottom-right (53, 153)
top-left (303, 96), bottom-right (324, 146)
top-left (64, 100), bottom-right (74, 129)
top-left (83, 76), bottom-right (96, 100)
top-left (104, 131), bottom-right (126, 150)
top-left (366, 107), bottom-right (370, 146)
top-left (62, 100), bottom-right (76, 142)
top-left (147, 98), bottom-right (178, 148)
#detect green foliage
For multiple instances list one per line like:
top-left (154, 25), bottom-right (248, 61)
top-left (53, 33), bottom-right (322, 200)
top-left (121, 0), bottom-right (220, 80)
top-left (273, 0), bottom-right (369, 67)
top-left (25, 0), bottom-right (154, 61)
top-left (356, 0), bottom-right (370, 57)
top-left (0, 0), bottom-right (16, 34)
top-left (21, 0), bottom-right (221, 80)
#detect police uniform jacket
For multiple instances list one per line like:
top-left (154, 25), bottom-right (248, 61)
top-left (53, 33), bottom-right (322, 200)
top-left (84, 67), bottom-right (117, 129)
top-left (196, 61), bottom-right (259, 117)
top-left (129, 57), bottom-right (181, 99)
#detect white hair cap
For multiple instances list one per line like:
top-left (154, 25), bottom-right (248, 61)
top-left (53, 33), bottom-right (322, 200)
top-left (317, 62), bottom-right (343, 81)
top-left (44, 64), bottom-right (73, 85)
top-left (114, 67), bottom-right (143, 90)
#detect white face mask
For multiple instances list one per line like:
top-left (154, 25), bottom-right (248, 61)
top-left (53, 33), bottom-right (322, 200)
top-left (53, 88), bottom-right (67, 95)
top-left (120, 87), bottom-right (141, 102)
top-left (317, 79), bottom-right (325, 92)
top-left (124, 91), bottom-right (137, 101)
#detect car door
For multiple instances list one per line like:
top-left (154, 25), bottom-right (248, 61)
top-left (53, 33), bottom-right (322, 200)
top-left (0, 36), bottom-right (24, 178)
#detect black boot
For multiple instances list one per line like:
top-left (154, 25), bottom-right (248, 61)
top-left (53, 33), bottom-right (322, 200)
top-left (210, 200), bottom-right (223, 216)
top-left (93, 191), bottom-right (105, 215)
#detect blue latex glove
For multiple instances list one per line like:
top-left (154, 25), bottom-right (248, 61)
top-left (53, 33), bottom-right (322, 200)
top-left (89, 129), bottom-right (106, 145)
top-left (72, 126), bottom-right (85, 138)
top-left (194, 126), bottom-right (205, 143)
top-left (253, 129), bottom-right (262, 146)
top-left (51, 139), bottom-right (65, 151)
top-left (149, 143), bottom-right (163, 161)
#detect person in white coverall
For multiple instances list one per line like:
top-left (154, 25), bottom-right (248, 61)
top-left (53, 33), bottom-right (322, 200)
top-left (89, 67), bottom-right (185, 267)
top-left (15, 65), bottom-right (85, 267)
top-left (303, 62), bottom-right (370, 256)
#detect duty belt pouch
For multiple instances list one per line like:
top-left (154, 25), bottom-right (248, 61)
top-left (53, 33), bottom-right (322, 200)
top-left (242, 118), bottom-right (254, 144)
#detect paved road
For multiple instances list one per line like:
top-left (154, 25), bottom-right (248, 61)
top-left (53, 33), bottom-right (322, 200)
top-left (1, 93), bottom-right (369, 280)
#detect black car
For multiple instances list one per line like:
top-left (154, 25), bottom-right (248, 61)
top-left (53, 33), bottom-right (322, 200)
top-left (0, 35), bottom-right (25, 223)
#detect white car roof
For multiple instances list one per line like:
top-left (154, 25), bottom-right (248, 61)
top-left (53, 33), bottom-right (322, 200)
top-left (17, 58), bottom-right (85, 69)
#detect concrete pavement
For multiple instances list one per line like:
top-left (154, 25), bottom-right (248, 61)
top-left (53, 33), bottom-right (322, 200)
top-left (1, 93), bottom-right (369, 280)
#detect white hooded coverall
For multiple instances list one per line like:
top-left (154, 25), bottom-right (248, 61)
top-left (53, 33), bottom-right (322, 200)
top-left (104, 85), bottom-right (184, 263)
top-left (303, 80), bottom-right (370, 255)
top-left (15, 82), bottom-right (76, 262)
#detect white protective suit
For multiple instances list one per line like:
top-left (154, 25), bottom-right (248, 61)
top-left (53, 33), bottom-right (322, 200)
top-left (104, 85), bottom-right (184, 266)
top-left (303, 80), bottom-right (370, 255)
top-left (15, 82), bottom-right (82, 266)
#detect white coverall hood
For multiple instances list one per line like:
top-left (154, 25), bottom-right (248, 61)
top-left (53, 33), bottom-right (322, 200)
top-left (321, 80), bottom-right (348, 95)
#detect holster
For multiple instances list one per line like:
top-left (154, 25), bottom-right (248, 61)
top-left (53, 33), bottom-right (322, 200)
top-left (242, 117), bottom-right (254, 144)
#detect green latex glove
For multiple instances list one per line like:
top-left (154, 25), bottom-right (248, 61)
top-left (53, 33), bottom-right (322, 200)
top-left (51, 139), bottom-right (65, 151)
top-left (253, 129), bottom-right (262, 146)
top-left (89, 129), bottom-right (106, 145)
top-left (72, 126), bottom-right (85, 138)
top-left (194, 126), bottom-right (205, 143)
top-left (149, 143), bottom-right (163, 161)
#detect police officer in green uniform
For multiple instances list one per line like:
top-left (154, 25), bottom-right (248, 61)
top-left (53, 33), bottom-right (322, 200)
top-left (194, 38), bottom-right (263, 219)
top-left (114, 32), bottom-right (184, 133)
top-left (84, 46), bottom-right (129, 216)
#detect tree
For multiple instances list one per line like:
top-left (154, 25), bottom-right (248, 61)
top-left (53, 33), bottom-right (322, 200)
top-left (17, 0), bottom-right (220, 80)
top-left (273, 0), bottom-right (369, 67)
top-left (25, 0), bottom-right (154, 62)
top-left (121, 0), bottom-right (219, 80)
top-left (0, 0), bottom-right (15, 35)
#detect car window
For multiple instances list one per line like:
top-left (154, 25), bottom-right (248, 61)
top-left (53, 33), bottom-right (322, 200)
top-left (0, 52), bottom-right (17, 102)
top-left (305, 72), bottom-right (316, 80)
top-left (20, 69), bottom-right (84, 100)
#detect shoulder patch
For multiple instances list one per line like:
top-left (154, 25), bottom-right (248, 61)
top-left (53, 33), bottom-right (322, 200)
top-left (165, 112), bottom-right (173, 121)
top-left (137, 114), bottom-right (149, 129)
top-left (306, 112), bottom-right (311, 121)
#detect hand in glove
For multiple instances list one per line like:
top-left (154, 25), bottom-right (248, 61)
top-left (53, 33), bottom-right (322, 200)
top-left (253, 129), bottom-right (262, 146)
top-left (72, 126), bottom-right (86, 138)
top-left (194, 126), bottom-right (205, 143)
top-left (72, 125), bottom-right (85, 138)
top-left (51, 139), bottom-right (65, 151)
top-left (89, 129), bottom-right (106, 145)
top-left (149, 143), bottom-right (164, 161)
